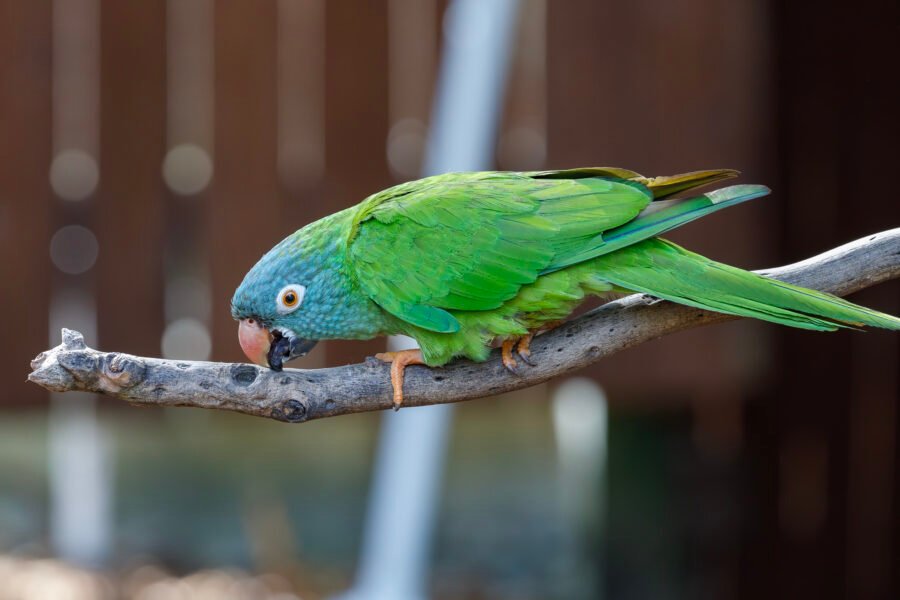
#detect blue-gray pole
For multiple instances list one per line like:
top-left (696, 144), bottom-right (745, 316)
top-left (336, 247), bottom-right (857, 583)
top-left (336, 1), bottom-right (521, 598)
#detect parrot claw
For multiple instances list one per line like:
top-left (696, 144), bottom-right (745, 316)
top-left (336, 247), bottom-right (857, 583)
top-left (516, 334), bottom-right (535, 366)
top-left (517, 349), bottom-right (535, 366)
top-left (501, 340), bottom-right (521, 375)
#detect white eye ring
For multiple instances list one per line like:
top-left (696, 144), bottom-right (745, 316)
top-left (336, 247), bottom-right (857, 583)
top-left (275, 284), bottom-right (306, 314)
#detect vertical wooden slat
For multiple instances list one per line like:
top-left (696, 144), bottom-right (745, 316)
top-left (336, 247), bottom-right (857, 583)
top-left (162, 0), bottom-right (214, 365)
top-left (277, 0), bottom-right (326, 192)
top-left (0, 1), bottom-right (52, 405)
top-left (321, 0), bottom-right (391, 365)
top-left (210, 1), bottom-right (280, 362)
top-left (387, 0), bottom-right (436, 127)
top-left (498, 0), bottom-right (546, 172)
top-left (384, 0), bottom-right (437, 179)
top-left (96, 0), bottom-right (166, 357)
top-left (323, 1), bottom-right (390, 205)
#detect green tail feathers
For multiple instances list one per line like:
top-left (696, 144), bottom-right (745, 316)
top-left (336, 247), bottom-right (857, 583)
top-left (593, 238), bottom-right (900, 331)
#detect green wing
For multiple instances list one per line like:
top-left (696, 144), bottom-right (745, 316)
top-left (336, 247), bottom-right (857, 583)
top-left (345, 171), bottom-right (652, 332)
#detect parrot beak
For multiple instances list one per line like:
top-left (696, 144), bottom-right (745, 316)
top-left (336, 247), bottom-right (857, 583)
top-left (238, 318), bottom-right (273, 368)
top-left (238, 318), bottom-right (318, 372)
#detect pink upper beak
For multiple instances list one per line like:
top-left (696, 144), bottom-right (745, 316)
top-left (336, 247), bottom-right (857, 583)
top-left (238, 318), bottom-right (272, 367)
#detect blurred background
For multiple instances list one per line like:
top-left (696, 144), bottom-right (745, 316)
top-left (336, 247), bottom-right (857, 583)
top-left (1, 0), bottom-right (898, 598)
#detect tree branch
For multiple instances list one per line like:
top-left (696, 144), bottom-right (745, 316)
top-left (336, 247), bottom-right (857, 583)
top-left (29, 229), bottom-right (900, 423)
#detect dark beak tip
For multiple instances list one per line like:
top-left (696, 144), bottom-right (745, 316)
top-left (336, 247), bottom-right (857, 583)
top-left (266, 333), bottom-right (318, 371)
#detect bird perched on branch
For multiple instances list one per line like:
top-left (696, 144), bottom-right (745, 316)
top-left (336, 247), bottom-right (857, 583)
top-left (232, 168), bottom-right (900, 408)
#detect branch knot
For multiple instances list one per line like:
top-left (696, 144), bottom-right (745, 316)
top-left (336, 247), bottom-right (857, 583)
top-left (271, 398), bottom-right (309, 423)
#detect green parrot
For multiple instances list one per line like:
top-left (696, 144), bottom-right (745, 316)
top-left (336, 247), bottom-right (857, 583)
top-left (231, 168), bottom-right (900, 407)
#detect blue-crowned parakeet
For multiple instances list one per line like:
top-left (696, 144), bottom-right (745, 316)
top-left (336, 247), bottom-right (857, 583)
top-left (232, 168), bottom-right (900, 407)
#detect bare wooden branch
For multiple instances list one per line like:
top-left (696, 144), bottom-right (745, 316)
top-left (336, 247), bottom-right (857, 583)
top-left (29, 229), bottom-right (900, 423)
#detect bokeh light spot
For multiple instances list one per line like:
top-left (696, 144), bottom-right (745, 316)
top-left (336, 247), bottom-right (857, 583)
top-left (49, 150), bottom-right (99, 201)
top-left (386, 118), bottom-right (426, 180)
top-left (162, 144), bottom-right (213, 196)
top-left (49, 225), bottom-right (99, 275)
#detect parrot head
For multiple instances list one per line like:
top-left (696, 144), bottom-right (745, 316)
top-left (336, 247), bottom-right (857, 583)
top-left (230, 236), bottom-right (321, 371)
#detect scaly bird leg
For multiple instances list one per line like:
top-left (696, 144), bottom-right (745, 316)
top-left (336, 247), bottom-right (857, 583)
top-left (374, 349), bottom-right (425, 411)
top-left (502, 339), bottom-right (519, 374)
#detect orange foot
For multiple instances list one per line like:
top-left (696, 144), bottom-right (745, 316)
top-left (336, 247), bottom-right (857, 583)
top-left (374, 349), bottom-right (425, 410)
top-left (501, 321), bottom-right (566, 374)
top-left (501, 335), bottom-right (535, 374)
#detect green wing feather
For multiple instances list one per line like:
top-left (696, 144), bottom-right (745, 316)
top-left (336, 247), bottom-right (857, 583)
top-left (344, 167), bottom-right (899, 340)
top-left (346, 171), bottom-right (653, 332)
top-left (344, 168), bottom-right (821, 335)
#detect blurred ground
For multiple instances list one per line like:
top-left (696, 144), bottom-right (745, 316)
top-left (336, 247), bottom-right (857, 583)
top-left (0, 387), bottom-right (740, 599)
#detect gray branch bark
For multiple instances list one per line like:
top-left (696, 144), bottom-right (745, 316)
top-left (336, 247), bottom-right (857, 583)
top-left (29, 229), bottom-right (900, 423)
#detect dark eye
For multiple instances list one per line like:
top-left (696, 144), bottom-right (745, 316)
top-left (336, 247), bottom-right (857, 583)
top-left (283, 292), bottom-right (297, 306)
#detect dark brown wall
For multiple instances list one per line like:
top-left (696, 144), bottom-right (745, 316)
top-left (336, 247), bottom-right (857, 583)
top-left (97, 0), bottom-right (166, 357)
top-left (744, 2), bottom-right (899, 599)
